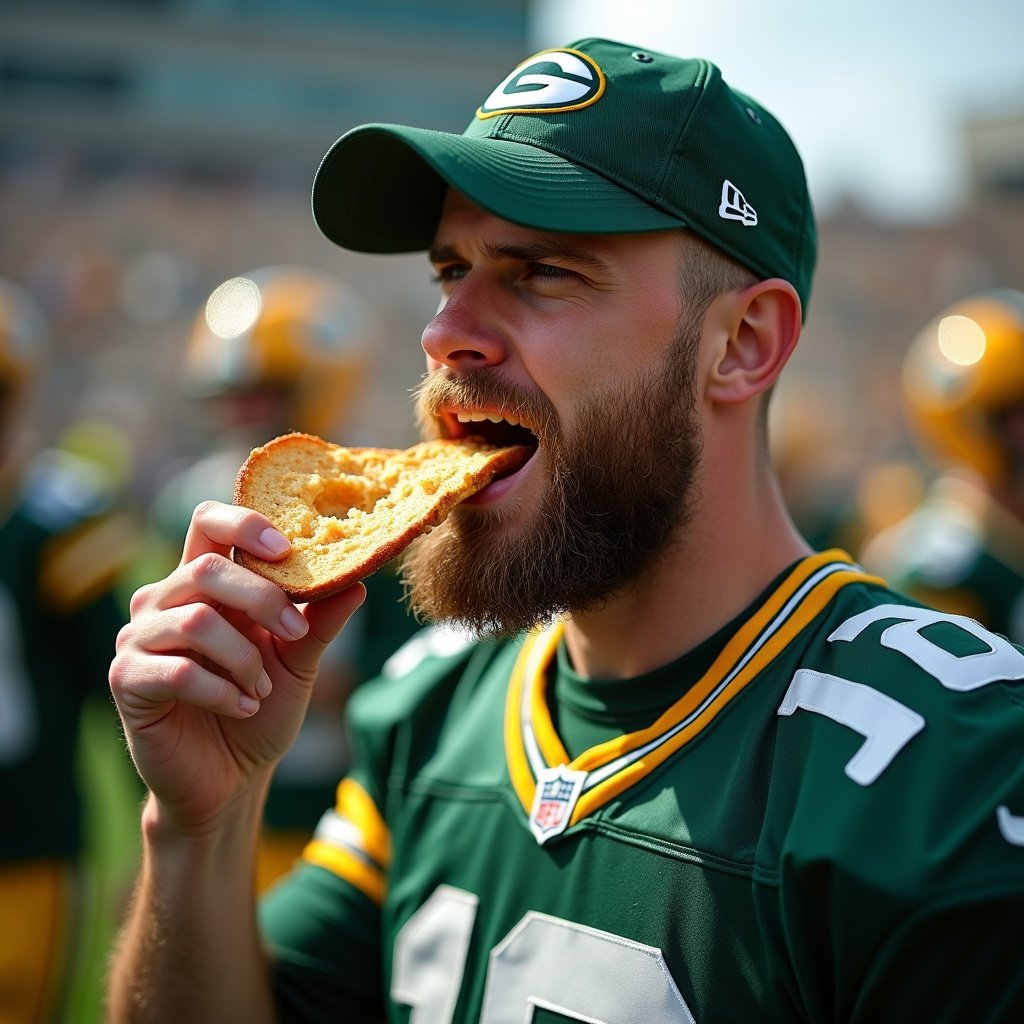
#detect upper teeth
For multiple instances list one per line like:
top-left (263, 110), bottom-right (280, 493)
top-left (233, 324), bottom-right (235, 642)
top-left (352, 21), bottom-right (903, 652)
top-left (455, 412), bottom-right (523, 426)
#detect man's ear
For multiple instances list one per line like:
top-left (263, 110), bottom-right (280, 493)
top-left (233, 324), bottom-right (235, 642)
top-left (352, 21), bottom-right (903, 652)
top-left (705, 279), bottom-right (802, 405)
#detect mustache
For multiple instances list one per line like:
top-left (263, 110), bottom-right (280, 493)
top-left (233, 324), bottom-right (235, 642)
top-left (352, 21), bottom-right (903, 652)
top-left (413, 368), bottom-right (558, 440)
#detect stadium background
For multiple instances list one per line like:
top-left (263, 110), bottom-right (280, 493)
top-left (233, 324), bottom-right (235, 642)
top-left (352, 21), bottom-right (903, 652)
top-left (0, 2), bottom-right (1021, 1021)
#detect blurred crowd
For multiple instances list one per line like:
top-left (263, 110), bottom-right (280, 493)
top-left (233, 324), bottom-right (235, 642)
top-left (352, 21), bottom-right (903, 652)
top-left (0, 149), bottom-right (435, 1021)
top-left (0, 142), bottom-right (1022, 1022)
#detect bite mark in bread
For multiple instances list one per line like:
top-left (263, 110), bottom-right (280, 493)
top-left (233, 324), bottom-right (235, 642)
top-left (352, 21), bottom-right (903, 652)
top-left (232, 432), bottom-right (532, 601)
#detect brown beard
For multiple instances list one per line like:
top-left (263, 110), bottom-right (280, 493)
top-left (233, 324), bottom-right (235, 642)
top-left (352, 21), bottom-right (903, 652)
top-left (401, 312), bottom-right (704, 637)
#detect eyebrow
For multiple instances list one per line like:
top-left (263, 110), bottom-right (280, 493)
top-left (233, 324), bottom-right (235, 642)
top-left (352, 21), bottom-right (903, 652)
top-left (428, 237), bottom-right (613, 274)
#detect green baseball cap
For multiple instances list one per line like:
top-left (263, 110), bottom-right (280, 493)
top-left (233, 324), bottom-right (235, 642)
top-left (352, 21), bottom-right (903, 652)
top-left (312, 37), bottom-right (817, 313)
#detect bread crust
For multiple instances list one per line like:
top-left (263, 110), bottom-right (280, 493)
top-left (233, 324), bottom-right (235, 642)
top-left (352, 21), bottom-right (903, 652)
top-left (232, 432), bottom-right (532, 601)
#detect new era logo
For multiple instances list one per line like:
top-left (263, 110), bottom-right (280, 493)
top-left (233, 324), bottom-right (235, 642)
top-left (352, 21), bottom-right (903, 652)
top-left (719, 180), bottom-right (757, 226)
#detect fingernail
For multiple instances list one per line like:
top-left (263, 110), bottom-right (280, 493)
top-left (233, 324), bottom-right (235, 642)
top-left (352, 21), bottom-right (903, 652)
top-left (239, 695), bottom-right (260, 715)
top-left (280, 606), bottom-right (308, 639)
top-left (259, 528), bottom-right (291, 556)
top-left (255, 671), bottom-right (273, 699)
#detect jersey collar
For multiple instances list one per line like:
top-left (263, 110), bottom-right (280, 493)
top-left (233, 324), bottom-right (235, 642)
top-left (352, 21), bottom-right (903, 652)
top-left (505, 549), bottom-right (882, 844)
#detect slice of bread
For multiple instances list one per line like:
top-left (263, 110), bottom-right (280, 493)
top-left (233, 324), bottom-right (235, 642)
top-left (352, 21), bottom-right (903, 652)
top-left (233, 431), bottom-right (532, 601)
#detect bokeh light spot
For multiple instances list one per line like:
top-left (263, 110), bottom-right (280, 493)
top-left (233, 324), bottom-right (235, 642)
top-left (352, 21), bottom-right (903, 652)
top-left (205, 276), bottom-right (262, 339)
top-left (937, 315), bottom-right (986, 367)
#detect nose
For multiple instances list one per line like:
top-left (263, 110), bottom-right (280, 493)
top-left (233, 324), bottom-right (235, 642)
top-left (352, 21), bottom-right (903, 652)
top-left (421, 278), bottom-right (509, 371)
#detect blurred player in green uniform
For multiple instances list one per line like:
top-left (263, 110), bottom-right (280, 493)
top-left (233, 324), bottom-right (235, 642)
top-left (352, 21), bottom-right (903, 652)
top-left (106, 39), bottom-right (1024, 1023)
top-left (134, 266), bottom-right (418, 889)
top-left (0, 278), bottom-right (136, 1023)
top-left (863, 290), bottom-right (1024, 641)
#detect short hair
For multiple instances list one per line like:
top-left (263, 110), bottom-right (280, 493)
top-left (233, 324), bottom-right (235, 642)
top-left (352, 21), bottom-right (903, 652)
top-left (677, 229), bottom-right (759, 319)
top-left (675, 230), bottom-right (775, 452)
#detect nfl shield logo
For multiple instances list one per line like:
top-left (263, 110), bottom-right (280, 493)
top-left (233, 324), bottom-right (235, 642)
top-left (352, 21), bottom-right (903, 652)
top-left (529, 765), bottom-right (588, 845)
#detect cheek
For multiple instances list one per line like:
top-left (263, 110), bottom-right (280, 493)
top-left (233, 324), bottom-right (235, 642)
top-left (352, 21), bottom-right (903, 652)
top-left (540, 308), bottom-right (676, 400)
top-left (524, 349), bottom-right (592, 427)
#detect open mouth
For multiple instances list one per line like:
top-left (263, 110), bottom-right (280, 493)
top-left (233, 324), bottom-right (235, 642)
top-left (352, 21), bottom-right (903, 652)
top-left (441, 409), bottom-right (540, 499)
top-left (447, 410), bottom-right (539, 452)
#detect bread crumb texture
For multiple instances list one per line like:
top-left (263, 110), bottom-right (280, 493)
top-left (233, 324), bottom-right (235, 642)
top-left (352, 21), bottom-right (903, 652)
top-left (232, 432), bottom-right (531, 600)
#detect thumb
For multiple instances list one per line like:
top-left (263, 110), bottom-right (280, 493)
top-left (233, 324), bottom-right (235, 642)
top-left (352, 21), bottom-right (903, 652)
top-left (280, 583), bottom-right (368, 679)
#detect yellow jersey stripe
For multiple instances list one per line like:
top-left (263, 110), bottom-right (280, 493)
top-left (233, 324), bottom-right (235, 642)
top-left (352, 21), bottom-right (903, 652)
top-left (334, 778), bottom-right (392, 868)
top-left (505, 628), bottom-right (555, 812)
top-left (524, 626), bottom-right (570, 766)
top-left (302, 839), bottom-right (387, 905)
top-left (39, 511), bottom-right (141, 612)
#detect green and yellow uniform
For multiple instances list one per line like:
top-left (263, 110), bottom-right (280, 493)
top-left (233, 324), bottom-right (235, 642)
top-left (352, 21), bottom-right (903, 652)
top-left (262, 549), bottom-right (1024, 1023)
top-left (0, 451), bottom-right (135, 1023)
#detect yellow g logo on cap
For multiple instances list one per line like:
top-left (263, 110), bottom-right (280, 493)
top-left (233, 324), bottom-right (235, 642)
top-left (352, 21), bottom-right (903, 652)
top-left (477, 48), bottom-right (606, 119)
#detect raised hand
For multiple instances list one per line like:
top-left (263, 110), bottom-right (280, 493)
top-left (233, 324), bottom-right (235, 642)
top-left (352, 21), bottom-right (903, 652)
top-left (109, 500), bottom-right (366, 833)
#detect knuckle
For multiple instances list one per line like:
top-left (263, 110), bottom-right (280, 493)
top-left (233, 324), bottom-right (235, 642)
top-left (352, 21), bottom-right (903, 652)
top-left (178, 602), bottom-right (216, 638)
top-left (251, 584), bottom-right (285, 620)
top-left (229, 505), bottom-right (253, 531)
top-left (190, 551), bottom-right (226, 584)
top-left (165, 656), bottom-right (195, 690)
top-left (128, 583), bottom-right (155, 616)
top-left (235, 641), bottom-right (264, 678)
top-left (108, 655), bottom-right (128, 692)
top-left (191, 499), bottom-right (221, 522)
top-left (114, 620), bottom-right (136, 654)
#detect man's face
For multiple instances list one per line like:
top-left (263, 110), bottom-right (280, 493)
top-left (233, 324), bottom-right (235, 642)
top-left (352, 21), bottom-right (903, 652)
top-left (401, 191), bottom-right (707, 635)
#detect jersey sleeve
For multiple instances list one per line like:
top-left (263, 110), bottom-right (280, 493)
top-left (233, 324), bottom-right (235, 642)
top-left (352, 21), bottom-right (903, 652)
top-left (259, 625), bottom-right (478, 1020)
top-left (259, 855), bottom-right (386, 1022)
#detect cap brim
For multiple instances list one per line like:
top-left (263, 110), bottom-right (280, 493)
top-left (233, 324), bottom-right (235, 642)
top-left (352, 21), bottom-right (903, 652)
top-left (312, 124), bottom-right (687, 253)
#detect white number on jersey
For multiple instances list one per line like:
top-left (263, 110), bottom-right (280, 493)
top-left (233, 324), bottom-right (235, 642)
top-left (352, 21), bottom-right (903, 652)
top-left (828, 604), bottom-right (1024, 690)
top-left (393, 885), bottom-right (697, 1023)
top-left (779, 605), bottom-right (1024, 785)
top-left (392, 886), bottom-right (477, 1023)
top-left (778, 670), bottom-right (925, 784)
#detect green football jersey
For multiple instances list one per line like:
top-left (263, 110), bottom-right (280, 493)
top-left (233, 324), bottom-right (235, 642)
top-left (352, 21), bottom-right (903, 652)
top-left (261, 549), bottom-right (1024, 1023)
top-left (0, 452), bottom-right (133, 861)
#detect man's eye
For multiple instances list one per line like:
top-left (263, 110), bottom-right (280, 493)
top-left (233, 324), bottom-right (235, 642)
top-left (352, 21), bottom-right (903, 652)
top-left (431, 265), bottom-right (467, 285)
top-left (525, 263), bottom-right (577, 282)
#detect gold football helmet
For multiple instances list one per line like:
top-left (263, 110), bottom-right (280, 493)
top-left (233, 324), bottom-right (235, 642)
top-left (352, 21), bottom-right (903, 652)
top-left (183, 266), bottom-right (380, 439)
top-left (902, 289), bottom-right (1024, 484)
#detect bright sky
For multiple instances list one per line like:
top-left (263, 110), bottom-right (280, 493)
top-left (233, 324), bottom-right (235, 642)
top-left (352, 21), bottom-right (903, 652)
top-left (530, 0), bottom-right (1024, 222)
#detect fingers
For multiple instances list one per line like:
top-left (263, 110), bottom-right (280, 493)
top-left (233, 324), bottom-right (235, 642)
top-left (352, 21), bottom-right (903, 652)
top-left (115, 500), bottom-right (369, 729)
top-left (117, 535), bottom-right (308, 720)
top-left (179, 500), bottom-right (292, 567)
top-left (112, 599), bottom-right (273, 724)
top-left (113, 582), bottom-right (368, 728)
top-left (135, 552), bottom-right (309, 645)
top-left (111, 652), bottom-right (266, 720)
top-left (172, 501), bottom-right (307, 644)
top-left (130, 600), bottom-right (275, 703)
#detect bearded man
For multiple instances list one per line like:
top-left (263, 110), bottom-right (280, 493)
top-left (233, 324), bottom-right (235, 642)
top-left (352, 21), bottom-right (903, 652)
top-left (107, 39), bottom-right (1024, 1024)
